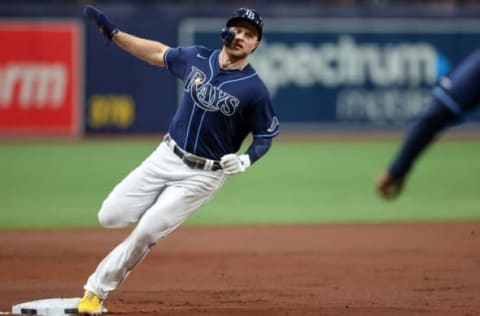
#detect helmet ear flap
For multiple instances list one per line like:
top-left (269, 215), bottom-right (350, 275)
top-left (221, 27), bottom-right (235, 47)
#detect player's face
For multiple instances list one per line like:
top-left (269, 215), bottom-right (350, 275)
top-left (226, 21), bottom-right (259, 58)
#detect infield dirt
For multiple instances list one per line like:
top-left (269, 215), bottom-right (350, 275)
top-left (1, 222), bottom-right (479, 316)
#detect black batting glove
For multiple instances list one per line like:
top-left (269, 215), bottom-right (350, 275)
top-left (84, 5), bottom-right (119, 40)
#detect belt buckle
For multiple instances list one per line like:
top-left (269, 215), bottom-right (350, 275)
top-left (182, 153), bottom-right (196, 165)
top-left (184, 153), bottom-right (205, 169)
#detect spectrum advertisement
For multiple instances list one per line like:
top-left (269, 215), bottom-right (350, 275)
top-left (180, 17), bottom-right (480, 128)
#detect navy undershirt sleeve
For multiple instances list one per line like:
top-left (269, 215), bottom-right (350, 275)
top-left (246, 137), bottom-right (272, 164)
top-left (388, 99), bottom-right (457, 178)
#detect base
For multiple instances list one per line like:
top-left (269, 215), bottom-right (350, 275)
top-left (12, 298), bottom-right (108, 316)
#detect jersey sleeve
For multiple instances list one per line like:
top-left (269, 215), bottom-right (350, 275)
top-left (250, 89), bottom-right (280, 139)
top-left (163, 46), bottom-right (198, 79)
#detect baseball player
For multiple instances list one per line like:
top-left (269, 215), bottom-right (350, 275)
top-left (78, 6), bottom-right (279, 314)
top-left (376, 49), bottom-right (480, 199)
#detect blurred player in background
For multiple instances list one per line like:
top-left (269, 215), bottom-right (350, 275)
top-left (376, 49), bottom-right (480, 199)
top-left (79, 5), bottom-right (279, 315)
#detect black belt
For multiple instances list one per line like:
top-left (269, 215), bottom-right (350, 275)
top-left (165, 135), bottom-right (222, 171)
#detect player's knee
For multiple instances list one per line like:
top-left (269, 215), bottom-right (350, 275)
top-left (134, 216), bottom-right (180, 244)
top-left (133, 231), bottom-right (157, 247)
top-left (98, 209), bottom-right (120, 228)
top-left (98, 201), bottom-right (129, 228)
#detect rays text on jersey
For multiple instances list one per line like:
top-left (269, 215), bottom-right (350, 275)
top-left (185, 66), bottom-right (240, 116)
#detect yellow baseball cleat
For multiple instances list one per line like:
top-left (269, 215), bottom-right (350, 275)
top-left (77, 291), bottom-right (103, 315)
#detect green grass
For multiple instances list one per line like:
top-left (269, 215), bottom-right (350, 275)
top-left (1, 139), bottom-right (479, 228)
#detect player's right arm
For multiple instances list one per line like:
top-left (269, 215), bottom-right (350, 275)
top-left (376, 99), bottom-right (456, 199)
top-left (113, 31), bottom-right (169, 67)
top-left (377, 50), bottom-right (480, 199)
top-left (84, 5), bottom-right (169, 67)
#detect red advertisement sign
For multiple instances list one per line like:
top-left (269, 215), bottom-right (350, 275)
top-left (0, 21), bottom-right (82, 136)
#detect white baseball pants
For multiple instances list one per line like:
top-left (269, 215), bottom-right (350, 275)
top-left (84, 141), bottom-right (225, 300)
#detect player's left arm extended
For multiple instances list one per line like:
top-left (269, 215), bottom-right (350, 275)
top-left (220, 137), bottom-right (272, 175)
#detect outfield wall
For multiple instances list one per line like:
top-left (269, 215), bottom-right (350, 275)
top-left (1, 2), bottom-right (480, 136)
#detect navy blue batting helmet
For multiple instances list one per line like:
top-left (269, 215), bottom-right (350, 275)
top-left (226, 8), bottom-right (263, 41)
